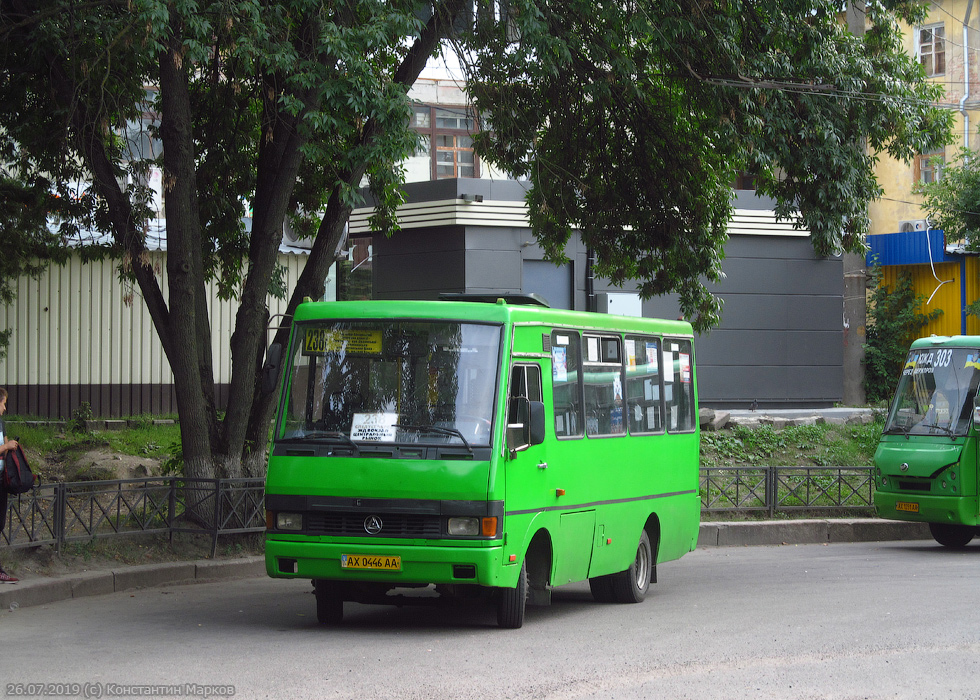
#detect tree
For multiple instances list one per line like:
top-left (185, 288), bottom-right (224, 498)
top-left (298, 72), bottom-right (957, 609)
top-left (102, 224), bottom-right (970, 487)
top-left (464, 0), bottom-right (952, 329)
top-left (864, 264), bottom-right (942, 403)
top-left (0, 0), bottom-right (952, 480)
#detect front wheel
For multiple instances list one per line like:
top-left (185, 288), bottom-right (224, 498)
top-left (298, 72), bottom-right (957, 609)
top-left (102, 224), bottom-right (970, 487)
top-left (497, 561), bottom-right (528, 629)
top-left (610, 530), bottom-right (652, 604)
top-left (929, 522), bottom-right (976, 548)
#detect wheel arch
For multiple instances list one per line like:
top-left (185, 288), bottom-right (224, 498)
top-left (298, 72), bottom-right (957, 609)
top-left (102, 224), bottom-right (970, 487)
top-left (643, 513), bottom-right (661, 583)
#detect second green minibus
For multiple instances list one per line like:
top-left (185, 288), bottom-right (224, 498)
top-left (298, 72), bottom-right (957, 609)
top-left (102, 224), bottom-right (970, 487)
top-left (875, 335), bottom-right (980, 547)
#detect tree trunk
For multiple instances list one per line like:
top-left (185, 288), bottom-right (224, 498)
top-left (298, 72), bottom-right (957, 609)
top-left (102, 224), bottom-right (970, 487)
top-left (158, 21), bottom-right (220, 488)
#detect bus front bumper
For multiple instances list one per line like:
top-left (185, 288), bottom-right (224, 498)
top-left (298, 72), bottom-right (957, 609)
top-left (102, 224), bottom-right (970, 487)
top-left (265, 537), bottom-right (510, 587)
top-left (874, 492), bottom-right (979, 526)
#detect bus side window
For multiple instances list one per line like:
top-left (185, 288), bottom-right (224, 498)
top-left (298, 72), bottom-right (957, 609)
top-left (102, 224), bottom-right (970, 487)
top-left (551, 331), bottom-right (583, 437)
top-left (664, 338), bottom-right (696, 432)
top-left (625, 335), bottom-right (664, 434)
top-left (583, 335), bottom-right (626, 436)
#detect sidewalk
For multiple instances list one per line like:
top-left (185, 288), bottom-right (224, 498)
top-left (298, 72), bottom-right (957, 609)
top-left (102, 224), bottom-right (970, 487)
top-left (0, 556), bottom-right (265, 611)
top-left (0, 518), bottom-right (932, 612)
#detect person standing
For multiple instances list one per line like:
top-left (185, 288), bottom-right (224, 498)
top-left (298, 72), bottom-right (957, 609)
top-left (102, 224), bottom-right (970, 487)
top-left (0, 387), bottom-right (20, 582)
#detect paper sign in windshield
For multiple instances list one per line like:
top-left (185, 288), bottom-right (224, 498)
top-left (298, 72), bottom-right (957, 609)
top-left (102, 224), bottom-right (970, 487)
top-left (350, 413), bottom-right (398, 442)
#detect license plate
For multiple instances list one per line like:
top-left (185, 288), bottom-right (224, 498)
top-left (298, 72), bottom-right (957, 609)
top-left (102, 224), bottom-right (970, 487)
top-left (896, 501), bottom-right (919, 513)
top-left (341, 554), bottom-right (401, 571)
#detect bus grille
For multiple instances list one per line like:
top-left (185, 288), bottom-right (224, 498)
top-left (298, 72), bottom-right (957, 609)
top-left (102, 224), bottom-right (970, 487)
top-left (305, 512), bottom-right (442, 537)
top-left (898, 481), bottom-right (931, 492)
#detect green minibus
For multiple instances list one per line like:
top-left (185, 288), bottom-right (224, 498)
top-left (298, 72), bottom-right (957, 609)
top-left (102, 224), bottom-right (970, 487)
top-left (264, 296), bottom-right (701, 627)
top-left (875, 335), bottom-right (980, 547)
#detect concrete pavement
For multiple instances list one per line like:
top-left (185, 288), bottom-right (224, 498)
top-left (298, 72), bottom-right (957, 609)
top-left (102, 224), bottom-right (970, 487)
top-left (0, 518), bottom-right (932, 612)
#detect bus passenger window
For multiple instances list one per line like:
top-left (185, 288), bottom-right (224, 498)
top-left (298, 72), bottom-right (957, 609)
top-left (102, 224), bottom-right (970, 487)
top-left (625, 335), bottom-right (664, 434)
top-left (552, 332), bottom-right (583, 437)
top-left (583, 335), bottom-right (626, 436)
top-left (664, 339), bottom-right (695, 432)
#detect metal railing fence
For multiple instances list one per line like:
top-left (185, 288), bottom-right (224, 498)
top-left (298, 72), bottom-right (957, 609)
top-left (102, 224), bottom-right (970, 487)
top-left (1, 477), bottom-right (266, 557)
top-left (700, 466), bottom-right (875, 515)
top-left (1, 467), bottom-right (876, 555)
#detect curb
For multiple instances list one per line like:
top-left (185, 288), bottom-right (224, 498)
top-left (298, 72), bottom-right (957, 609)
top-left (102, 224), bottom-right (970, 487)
top-left (0, 556), bottom-right (265, 611)
top-left (697, 518), bottom-right (930, 548)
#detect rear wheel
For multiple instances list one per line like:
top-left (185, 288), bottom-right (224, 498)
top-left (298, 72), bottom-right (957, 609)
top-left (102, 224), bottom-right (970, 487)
top-left (610, 530), bottom-right (652, 604)
top-left (497, 561), bottom-right (528, 629)
top-left (929, 523), bottom-right (976, 548)
top-left (314, 581), bottom-right (344, 624)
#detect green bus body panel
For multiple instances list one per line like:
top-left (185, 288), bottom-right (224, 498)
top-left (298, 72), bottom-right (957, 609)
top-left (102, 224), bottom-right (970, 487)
top-left (264, 455), bottom-right (492, 501)
top-left (874, 492), bottom-right (979, 526)
top-left (874, 437), bottom-right (964, 479)
top-left (266, 300), bottom-right (700, 592)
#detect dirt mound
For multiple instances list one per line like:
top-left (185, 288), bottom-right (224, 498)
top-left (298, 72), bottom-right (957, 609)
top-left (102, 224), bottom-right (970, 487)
top-left (28, 446), bottom-right (162, 483)
top-left (69, 448), bottom-right (162, 481)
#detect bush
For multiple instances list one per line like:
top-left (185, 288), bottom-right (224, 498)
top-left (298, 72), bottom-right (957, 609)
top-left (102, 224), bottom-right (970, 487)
top-left (864, 264), bottom-right (942, 404)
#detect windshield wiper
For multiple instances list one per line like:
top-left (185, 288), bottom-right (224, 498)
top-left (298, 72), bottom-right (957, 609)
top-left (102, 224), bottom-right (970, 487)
top-left (292, 430), bottom-right (361, 453)
top-left (917, 422), bottom-right (956, 439)
top-left (397, 424), bottom-right (472, 453)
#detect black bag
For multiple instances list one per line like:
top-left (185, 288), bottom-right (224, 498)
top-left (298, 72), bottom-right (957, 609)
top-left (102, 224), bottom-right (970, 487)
top-left (2, 445), bottom-right (36, 494)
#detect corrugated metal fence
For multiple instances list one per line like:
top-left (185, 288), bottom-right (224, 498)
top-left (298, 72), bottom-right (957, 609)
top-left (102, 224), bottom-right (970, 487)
top-left (0, 251), bottom-right (307, 418)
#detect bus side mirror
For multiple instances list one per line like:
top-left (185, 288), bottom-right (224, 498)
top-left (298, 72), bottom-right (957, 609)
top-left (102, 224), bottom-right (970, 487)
top-left (507, 399), bottom-right (546, 454)
top-left (262, 343), bottom-right (283, 395)
top-left (974, 396), bottom-right (980, 425)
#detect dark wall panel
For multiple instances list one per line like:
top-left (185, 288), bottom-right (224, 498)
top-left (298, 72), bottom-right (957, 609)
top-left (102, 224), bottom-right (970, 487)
top-left (4, 384), bottom-right (181, 419)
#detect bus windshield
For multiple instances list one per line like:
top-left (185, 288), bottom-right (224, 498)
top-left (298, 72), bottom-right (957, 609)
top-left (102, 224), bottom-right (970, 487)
top-left (883, 347), bottom-right (980, 437)
top-left (278, 320), bottom-right (502, 448)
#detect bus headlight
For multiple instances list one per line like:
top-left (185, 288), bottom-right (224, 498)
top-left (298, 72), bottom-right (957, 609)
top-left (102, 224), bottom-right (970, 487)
top-left (448, 517), bottom-right (480, 536)
top-left (276, 513), bottom-right (303, 531)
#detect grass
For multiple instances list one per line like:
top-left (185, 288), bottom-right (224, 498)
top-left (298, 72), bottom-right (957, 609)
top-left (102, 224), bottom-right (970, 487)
top-left (700, 419), bottom-right (883, 468)
top-left (8, 416), bottom-right (180, 460)
top-left (12, 412), bottom-right (884, 472)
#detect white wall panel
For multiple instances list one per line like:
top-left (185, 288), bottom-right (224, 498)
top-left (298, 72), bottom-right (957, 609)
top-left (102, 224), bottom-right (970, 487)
top-left (0, 252), bottom-right (306, 390)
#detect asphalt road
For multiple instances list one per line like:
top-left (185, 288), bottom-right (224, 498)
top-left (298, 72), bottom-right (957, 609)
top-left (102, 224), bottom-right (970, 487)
top-left (1, 540), bottom-right (978, 700)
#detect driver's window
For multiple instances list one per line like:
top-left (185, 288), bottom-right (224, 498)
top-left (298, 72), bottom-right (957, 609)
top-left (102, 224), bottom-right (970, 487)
top-left (509, 364), bottom-right (542, 424)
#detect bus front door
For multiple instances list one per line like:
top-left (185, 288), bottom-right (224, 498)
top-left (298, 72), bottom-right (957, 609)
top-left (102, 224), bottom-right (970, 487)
top-left (505, 363), bottom-right (596, 592)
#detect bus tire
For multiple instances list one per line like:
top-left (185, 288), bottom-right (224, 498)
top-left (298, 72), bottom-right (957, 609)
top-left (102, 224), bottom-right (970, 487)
top-left (611, 530), bottom-right (652, 604)
top-left (314, 581), bottom-right (344, 624)
top-left (497, 561), bottom-right (528, 629)
top-left (929, 523), bottom-right (976, 548)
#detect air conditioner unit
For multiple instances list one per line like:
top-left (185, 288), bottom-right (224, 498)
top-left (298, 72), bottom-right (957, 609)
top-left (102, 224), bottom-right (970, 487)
top-left (282, 222), bottom-right (314, 249)
top-left (898, 219), bottom-right (927, 233)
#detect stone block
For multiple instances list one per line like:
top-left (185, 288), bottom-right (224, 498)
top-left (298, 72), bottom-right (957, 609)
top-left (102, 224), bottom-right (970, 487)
top-left (194, 557), bottom-right (265, 581)
top-left (697, 523), bottom-right (720, 547)
top-left (70, 571), bottom-right (115, 598)
top-left (829, 519), bottom-right (931, 543)
top-left (716, 519), bottom-right (830, 546)
top-left (113, 562), bottom-right (196, 591)
top-left (0, 578), bottom-right (72, 610)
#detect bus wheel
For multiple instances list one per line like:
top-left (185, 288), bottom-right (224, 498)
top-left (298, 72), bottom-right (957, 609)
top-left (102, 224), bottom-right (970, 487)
top-left (611, 530), bottom-right (652, 604)
top-left (497, 561), bottom-right (528, 629)
top-left (314, 581), bottom-right (344, 624)
top-left (929, 523), bottom-right (976, 548)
